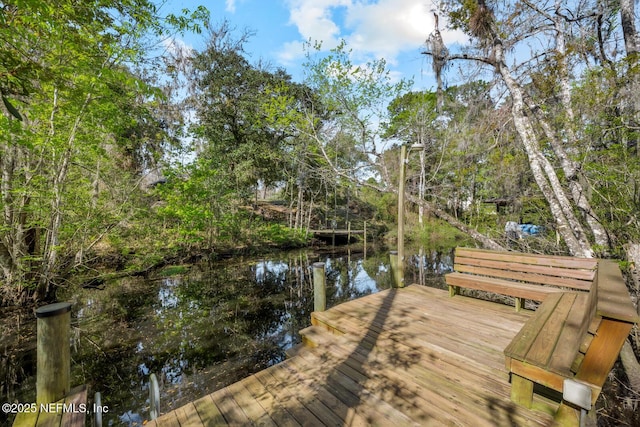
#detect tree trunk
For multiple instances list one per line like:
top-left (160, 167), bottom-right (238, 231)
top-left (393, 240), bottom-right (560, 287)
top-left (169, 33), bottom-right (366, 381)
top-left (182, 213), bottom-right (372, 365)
top-left (620, 341), bottom-right (640, 395)
top-left (418, 147), bottom-right (425, 226)
top-left (545, 5), bottom-right (610, 249)
top-left (495, 44), bottom-right (593, 258)
top-left (39, 91), bottom-right (92, 298)
top-left (621, 0), bottom-right (640, 61)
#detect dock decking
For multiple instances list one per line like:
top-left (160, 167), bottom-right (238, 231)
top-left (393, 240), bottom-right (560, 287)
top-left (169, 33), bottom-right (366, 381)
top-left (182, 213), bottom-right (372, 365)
top-left (148, 285), bottom-right (556, 426)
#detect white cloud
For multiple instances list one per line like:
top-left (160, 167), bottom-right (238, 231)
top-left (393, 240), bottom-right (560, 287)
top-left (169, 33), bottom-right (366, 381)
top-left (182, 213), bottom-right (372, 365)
top-left (280, 0), bottom-right (465, 65)
top-left (286, 0), bottom-right (351, 49)
top-left (162, 37), bottom-right (193, 58)
top-left (277, 40), bottom-right (305, 66)
top-left (226, 0), bottom-right (236, 13)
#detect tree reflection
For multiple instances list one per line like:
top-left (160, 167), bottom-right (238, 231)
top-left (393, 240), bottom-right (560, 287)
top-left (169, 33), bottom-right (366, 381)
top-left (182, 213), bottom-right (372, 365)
top-left (1, 247), bottom-right (452, 426)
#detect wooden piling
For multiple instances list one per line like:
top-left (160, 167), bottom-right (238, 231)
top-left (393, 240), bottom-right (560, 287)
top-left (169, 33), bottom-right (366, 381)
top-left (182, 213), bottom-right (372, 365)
top-left (389, 250), bottom-right (401, 288)
top-left (36, 302), bottom-right (72, 405)
top-left (312, 262), bottom-right (326, 312)
top-left (363, 221), bottom-right (367, 259)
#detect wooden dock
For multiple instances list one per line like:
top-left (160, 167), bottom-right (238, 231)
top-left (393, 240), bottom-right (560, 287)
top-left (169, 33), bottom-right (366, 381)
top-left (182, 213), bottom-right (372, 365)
top-left (309, 229), bottom-right (364, 236)
top-left (147, 285), bottom-right (557, 426)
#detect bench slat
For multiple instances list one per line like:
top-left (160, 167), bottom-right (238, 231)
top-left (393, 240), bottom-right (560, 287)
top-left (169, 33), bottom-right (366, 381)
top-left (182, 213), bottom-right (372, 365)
top-left (455, 261), bottom-right (593, 290)
top-left (576, 319), bottom-right (634, 403)
top-left (504, 292), bottom-right (562, 365)
top-left (446, 272), bottom-right (563, 302)
top-left (596, 260), bottom-right (640, 323)
top-left (455, 256), bottom-right (596, 282)
top-left (525, 292), bottom-right (577, 368)
top-left (455, 248), bottom-right (598, 270)
top-left (547, 293), bottom-right (591, 376)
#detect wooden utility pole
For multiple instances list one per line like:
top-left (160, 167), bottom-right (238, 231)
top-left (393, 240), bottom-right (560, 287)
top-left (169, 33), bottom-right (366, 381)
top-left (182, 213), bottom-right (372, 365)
top-left (396, 144), bottom-right (406, 287)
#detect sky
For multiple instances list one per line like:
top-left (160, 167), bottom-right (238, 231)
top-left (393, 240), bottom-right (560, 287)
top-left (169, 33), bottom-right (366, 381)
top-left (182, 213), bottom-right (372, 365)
top-left (160, 0), bottom-right (467, 90)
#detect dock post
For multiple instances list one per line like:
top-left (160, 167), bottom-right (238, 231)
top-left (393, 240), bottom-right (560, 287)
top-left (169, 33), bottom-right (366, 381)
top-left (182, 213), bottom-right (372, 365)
top-left (35, 302), bottom-right (72, 405)
top-left (363, 221), bottom-right (367, 259)
top-left (313, 262), bottom-right (326, 312)
top-left (390, 250), bottom-right (402, 288)
top-left (149, 373), bottom-right (160, 419)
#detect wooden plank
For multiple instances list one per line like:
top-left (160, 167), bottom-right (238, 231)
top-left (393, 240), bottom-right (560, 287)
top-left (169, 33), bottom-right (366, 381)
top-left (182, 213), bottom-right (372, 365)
top-left (240, 374), bottom-right (301, 427)
top-left (175, 403), bottom-right (204, 427)
top-left (12, 410), bottom-right (40, 427)
top-left (323, 295), bottom-right (514, 370)
top-left (191, 393), bottom-right (226, 426)
top-left (509, 359), bottom-right (567, 393)
top-left (293, 343), bottom-right (439, 426)
top-left (209, 385), bottom-right (253, 425)
top-left (282, 355), bottom-right (376, 426)
top-left (307, 307), bottom-right (516, 423)
top-left (596, 260), bottom-right (640, 323)
top-left (505, 292), bottom-right (562, 361)
top-left (575, 319), bottom-right (633, 403)
top-left (455, 256), bottom-right (596, 283)
top-left (455, 263), bottom-right (593, 290)
top-left (547, 293), bottom-right (591, 376)
top-left (318, 299), bottom-right (515, 384)
top-left (405, 285), bottom-right (533, 327)
top-left (254, 366), bottom-right (325, 425)
top-left (60, 385), bottom-right (87, 427)
top-left (306, 338), bottom-right (510, 426)
top-left (225, 378), bottom-right (277, 426)
top-left (525, 293), bottom-right (576, 367)
top-left (150, 410), bottom-right (180, 427)
top-left (35, 411), bottom-right (62, 427)
top-left (455, 248), bottom-right (597, 270)
top-left (264, 360), bottom-right (346, 426)
top-left (446, 273), bottom-right (563, 301)
top-left (302, 300), bottom-right (553, 427)
top-left (289, 352), bottom-right (408, 426)
top-left (329, 287), bottom-right (528, 341)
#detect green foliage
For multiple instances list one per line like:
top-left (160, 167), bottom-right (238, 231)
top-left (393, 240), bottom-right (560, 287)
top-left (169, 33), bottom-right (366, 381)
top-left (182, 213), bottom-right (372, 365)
top-left (159, 265), bottom-right (190, 277)
top-left (411, 218), bottom-right (474, 251)
top-left (188, 22), bottom-right (310, 193)
top-left (0, 0), bottom-right (209, 302)
top-left (255, 224), bottom-right (310, 247)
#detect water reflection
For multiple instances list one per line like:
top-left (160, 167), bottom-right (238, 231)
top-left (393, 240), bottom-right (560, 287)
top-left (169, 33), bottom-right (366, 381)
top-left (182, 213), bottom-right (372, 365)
top-left (1, 246), bottom-right (451, 426)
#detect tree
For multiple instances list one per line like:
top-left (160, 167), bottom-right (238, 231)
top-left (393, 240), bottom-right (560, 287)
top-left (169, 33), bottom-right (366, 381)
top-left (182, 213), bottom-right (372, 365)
top-left (299, 41), bottom-right (506, 250)
top-left (0, 0), bottom-right (208, 304)
top-left (425, 1), bottom-right (622, 257)
top-left (187, 23), bottom-right (310, 199)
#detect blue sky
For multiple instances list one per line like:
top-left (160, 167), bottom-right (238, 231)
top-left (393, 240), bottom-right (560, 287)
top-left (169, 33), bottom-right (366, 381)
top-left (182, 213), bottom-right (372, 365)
top-left (160, 0), bottom-right (466, 90)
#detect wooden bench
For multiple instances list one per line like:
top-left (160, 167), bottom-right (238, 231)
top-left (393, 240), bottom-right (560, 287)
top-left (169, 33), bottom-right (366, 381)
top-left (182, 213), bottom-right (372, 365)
top-left (446, 247), bottom-right (597, 311)
top-left (445, 248), bottom-right (640, 423)
top-left (503, 290), bottom-right (597, 408)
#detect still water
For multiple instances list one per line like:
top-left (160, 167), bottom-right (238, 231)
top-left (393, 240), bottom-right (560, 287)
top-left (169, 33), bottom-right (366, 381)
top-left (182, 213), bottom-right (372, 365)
top-left (0, 246), bottom-right (453, 426)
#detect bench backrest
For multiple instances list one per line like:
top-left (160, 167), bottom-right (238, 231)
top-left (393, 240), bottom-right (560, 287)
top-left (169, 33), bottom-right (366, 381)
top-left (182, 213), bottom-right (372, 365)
top-left (454, 247), bottom-right (598, 291)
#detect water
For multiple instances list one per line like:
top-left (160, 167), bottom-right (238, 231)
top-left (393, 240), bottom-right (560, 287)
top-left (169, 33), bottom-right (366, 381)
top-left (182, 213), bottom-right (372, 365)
top-left (0, 246), bottom-right (453, 426)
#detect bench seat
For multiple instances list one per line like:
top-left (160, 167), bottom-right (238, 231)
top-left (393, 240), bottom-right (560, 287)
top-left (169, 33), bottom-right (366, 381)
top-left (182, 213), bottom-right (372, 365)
top-left (504, 291), bottom-right (595, 407)
top-left (446, 272), bottom-right (564, 302)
